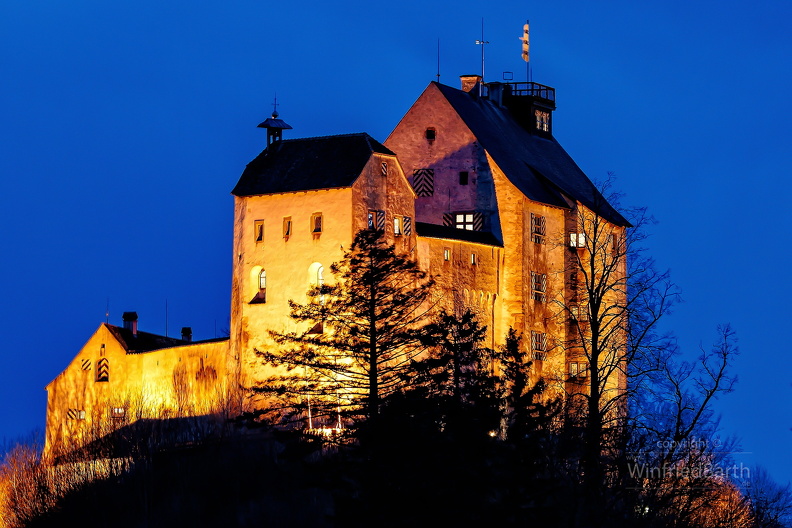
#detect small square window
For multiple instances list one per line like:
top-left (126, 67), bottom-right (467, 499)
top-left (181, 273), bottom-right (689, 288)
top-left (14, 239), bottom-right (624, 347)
top-left (569, 361), bottom-right (588, 378)
top-left (312, 213), bottom-right (323, 233)
top-left (254, 220), bottom-right (264, 243)
top-left (283, 217), bottom-right (292, 238)
top-left (443, 248), bottom-right (451, 261)
top-left (570, 233), bottom-right (585, 248)
top-left (425, 128), bottom-right (436, 141)
top-left (459, 171), bottom-right (469, 185)
top-left (111, 407), bottom-right (126, 419)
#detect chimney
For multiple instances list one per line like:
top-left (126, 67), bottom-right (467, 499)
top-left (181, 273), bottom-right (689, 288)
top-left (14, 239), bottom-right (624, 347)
top-left (181, 327), bottom-right (192, 342)
top-left (122, 312), bottom-right (138, 337)
top-left (460, 75), bottom-right (482, 93)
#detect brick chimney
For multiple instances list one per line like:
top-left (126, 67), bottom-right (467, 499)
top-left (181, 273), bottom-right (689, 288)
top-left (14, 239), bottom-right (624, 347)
top-left (181, 327), bottom-right (192, 342)
top-left (122, 312), bottom-right (138, 337)
top-left (460, 75), bottom-right (482, 93)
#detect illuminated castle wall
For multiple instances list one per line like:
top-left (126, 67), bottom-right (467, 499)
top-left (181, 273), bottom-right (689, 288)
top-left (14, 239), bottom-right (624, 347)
top-left (44, 75), bottom-right (628, 456)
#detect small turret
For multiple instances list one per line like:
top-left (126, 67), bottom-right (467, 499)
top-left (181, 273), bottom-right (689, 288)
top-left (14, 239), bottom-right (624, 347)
top-left (258, 102), bottom-right (293, 146)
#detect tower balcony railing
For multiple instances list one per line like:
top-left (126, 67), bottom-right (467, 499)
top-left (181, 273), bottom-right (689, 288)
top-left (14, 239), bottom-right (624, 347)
top-left (483, 81), bottom-right (556, 102)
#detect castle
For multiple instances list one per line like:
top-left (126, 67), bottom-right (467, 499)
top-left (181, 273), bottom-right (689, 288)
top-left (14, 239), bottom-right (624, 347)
top-left (44, 74), bottom-right (629, 456)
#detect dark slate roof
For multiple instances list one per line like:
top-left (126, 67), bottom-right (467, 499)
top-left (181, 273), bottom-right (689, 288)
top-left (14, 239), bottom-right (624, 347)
top-left (232, 133), bottom-right (395, 196)
top-left (106, 325), bottom-right (228, 354)
top-left (433, 82), bottom-right (629, 227)
top-left (416, 222), bottom-right (503, 247)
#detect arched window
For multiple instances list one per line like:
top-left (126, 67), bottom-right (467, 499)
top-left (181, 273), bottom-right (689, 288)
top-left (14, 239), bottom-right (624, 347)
top-left (249, 267), bottom-right (267, 304)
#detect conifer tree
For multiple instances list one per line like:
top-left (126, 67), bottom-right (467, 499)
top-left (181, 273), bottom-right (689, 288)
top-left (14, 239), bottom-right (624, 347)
top-left (255, 229), bottom-right (434, 432)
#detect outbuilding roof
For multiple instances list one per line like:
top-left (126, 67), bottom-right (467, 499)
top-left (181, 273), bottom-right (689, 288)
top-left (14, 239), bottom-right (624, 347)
top-left (232, 133), bottom-right (395, 196)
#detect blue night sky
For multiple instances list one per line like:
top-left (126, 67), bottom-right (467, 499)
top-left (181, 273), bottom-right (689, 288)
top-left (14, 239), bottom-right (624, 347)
top-left (2, 1), bottom-right (790, 484)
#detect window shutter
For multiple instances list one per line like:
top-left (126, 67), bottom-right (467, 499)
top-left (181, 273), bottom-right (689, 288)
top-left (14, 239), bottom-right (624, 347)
top-left (403, 216), bottom-right (412, 235)
top-left (376, 210), bottom-right (386, 231)
top-left (412, 169), bottom-right (434, 197)
top-left (473, 212), bottom-right (484, 231)
top-left (443, 213), bottom-right (454, 227)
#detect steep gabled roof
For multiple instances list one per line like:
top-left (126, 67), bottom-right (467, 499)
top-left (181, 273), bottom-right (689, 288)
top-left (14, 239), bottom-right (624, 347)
top-left (433, 82), bottom-right (629, 227)
top-left (232, 133), bottom-right (395, 196)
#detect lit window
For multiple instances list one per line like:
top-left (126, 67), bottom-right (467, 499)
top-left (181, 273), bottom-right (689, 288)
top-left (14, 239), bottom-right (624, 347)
top-left (381, 161), bottom-right (388, 177)
top-left (531, 331), bottom-right (547, 360)
top-left (531, 271), bottom-right (546, 303)
top-left (443, 248), bottom-right (451, 261)
top-left (535, 110), bottom-right (549, 132)
top-left (394, 217), bottom-right (402, 236)
top-left (459, 171), bottom-right (469, 185)
top-left (569, 361), bottom-right (588, 378)
top-left (259, 269), bottom-right (267, 290)
top-left (251, 269), bottom-right (267, 304)
top-left (456, 213), bottom-right (474, 231)
top-left (570, 233), bottom-right (585, 248)
top-left (425, 127), bottom-right (436, 141)
top-left (312, 213), bottom-right (323, 233)
top-left (531, 213), bottom-right (546, 244)
top-left (111, 407), bottom-right (126, 419)
top-left (96, 358), bottom-right (109, 382)
top-left (470, 252), bottom-right (477, 265)
top-left (254, 220), bottom-right (264, 243)
top-left (367, 210), bottom-right (376, 229)
top-left (68, 408), bottom-right (86, 420)
top-left (283, 217), bottom-right (292, 238)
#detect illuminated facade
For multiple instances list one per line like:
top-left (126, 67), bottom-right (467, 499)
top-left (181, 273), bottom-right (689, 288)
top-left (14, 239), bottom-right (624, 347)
top-left (44, 75), bottom-right (629, 456)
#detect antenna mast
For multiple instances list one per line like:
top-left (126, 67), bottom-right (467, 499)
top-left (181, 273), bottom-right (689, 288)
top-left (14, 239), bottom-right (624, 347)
top-left (436, 39), bottom-right (441, 83)
top-left (475, 18), bottom-right (489, 95)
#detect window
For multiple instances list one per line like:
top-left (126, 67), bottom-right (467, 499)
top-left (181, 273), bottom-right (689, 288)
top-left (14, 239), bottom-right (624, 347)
top-left (459, 171), bottom-right (469, 185)
top-left (68, 408), bottom-right (86, 420)
top-left (394, 217), bottom-right (402, 236)
top-left (569, 361), bottom-right (588, 378)
top-left (444, 211), bottom-right (483, 231)
top-left (250, 269), bottom-right (267, 304)
top-left (535, 109), bottom-right (550, 132)
top-left (531, 331), bottom-right (547, 361)
top-left (254, 220), bottom-right (264, 243)
top-left (381, 161), bottom-right (388, 177)
top-left (531, 271), bottom-right (547, 303)
top-left (367, 210), bottom-right (376, 229)
top-left (531, 213), bottom-right (546, 244)
top-left (443, 248), bottom-right (451, 261)
top-left (96, 358), bottom-right (109, 382)
top-left (412, 169), bottom-right (434, 197)
top-left (569, 304), bottom-right (587, 322)
top-left (283, 217), bottom-right (292, 238)
top-left (425, 127), bottom-right (436, 141)
top-left (312, 213), bottom-right (323, 233)
top-left (570, 233), bottom-right (585, 248)
top-left (111, 407), bottom-right (126, 419)
top-left (470, 252), bottom-right (477, 265)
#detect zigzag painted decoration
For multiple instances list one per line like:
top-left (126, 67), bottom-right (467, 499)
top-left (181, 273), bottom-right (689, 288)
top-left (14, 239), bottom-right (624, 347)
top-left (96, 358), bottom-right (109, 382)
top-left (412, 168), bottom-right (434, 197)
